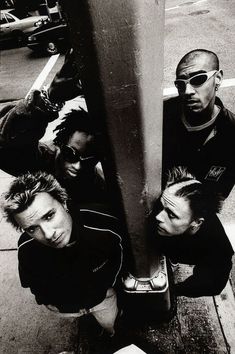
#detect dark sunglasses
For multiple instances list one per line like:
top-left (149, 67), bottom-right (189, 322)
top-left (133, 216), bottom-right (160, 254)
top-left (174, 70), bottom-right (218, 92)
top-left (61, 145), bottom-right (96, 163)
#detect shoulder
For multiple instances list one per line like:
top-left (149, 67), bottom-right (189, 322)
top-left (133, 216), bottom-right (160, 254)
top-left (216, 97), bottom-right (235, 127)
top-left (0, 100), bottom-right (21, 116)
top-left (38, 140), bottom-right (59, 156)
top-left (79, 203), bottom-right (117, 218)
top-left (200, 215), bottom-right (234, 255)
top-left (223, 107), bottom-right (235, 126)
top-left (79, 204), bottom-right (120, 234)
top-left (18, 233), bottom-right (37, 264)
top-left (73, 204), bottom-right (122, 246)
top-left (163, 96), bottom-right (181, 127)
top-left (163, 96), bottom-right (180, 110)
top-left (201, 215), bottom-right (224, 234)
top-left (18, 232), bottom-right (34, 249)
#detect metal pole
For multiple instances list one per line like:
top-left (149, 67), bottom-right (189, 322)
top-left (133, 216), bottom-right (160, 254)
top-left (61, 0), bottom-right (170, 313)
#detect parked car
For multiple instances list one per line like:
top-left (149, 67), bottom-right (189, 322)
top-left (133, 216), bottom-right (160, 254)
top-left (27, 19), bottom-right (69, 55)
top-left (0, 10), bottom-right (48, 44)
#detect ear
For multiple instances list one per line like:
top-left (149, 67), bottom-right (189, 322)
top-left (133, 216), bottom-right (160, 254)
top-left (215, 69), bottom-right (223, 90)
top-left (87, 134), bottom-right (95, 143)
top-left (63, 201), bottom-right (69, 212)
top-left (190, 218), bottom-right (204, 234)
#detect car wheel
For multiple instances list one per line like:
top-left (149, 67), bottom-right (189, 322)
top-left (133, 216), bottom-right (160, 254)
top-left (46, 41), bottom-right (59, 55)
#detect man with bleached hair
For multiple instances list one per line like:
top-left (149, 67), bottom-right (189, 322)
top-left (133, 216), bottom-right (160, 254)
top-left (2, 171), bottom-right (123, 336)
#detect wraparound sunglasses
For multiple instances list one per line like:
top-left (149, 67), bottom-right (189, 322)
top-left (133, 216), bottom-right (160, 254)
top-left (61, 145), bottom-right (96, 163)
top-left (174, 70), bottom-right (218, 92)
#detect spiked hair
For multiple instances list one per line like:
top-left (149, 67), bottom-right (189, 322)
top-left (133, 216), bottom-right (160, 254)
top-left (2, 171), bottom-right (68, 230)
top-left (53, 108), bottom-right (96, 147)
top-left (176, 49), bottom-right (219, 76)
top-left (164, 166), bottom-right (223, 219)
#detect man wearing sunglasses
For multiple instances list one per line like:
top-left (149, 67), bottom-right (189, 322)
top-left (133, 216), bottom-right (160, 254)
top-left (163, 49), bottom-right (235, 199)
top-left (0, 52), bottom-right (107, 204)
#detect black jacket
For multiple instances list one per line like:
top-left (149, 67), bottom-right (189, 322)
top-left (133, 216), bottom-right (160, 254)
top-left (163, 96), bottom-right (235, 198)
top-left (18, 204), bottom-right (123, 312)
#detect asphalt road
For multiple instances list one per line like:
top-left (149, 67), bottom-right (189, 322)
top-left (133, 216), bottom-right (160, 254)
top-left (0, 45), bottom-right (64, 101)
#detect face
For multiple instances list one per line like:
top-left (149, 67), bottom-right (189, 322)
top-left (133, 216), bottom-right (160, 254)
top-left (60, 131), bottom-right (97, 179)
top-left (176, 54), bottom-right (222, 115)
top-left (14, 192), bottom-right (73, 248)
top-left (155, 185), bottom-right (194, 236)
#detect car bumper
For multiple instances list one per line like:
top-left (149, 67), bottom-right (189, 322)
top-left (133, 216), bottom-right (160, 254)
top-left (27, 42), bottom-right (41, 50)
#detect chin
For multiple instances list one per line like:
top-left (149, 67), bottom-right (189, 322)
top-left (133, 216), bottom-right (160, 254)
top-left (157, 226), bottom-right (167, 236)
top-left (185, 106), bottom-right (202, 114)
top-left (65, 171), bottom-right (78, 180)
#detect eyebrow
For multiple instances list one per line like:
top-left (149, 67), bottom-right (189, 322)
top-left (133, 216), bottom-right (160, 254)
top-left (24, 209), bottom-right (55, 231)
top-left (42, 209), bottom-right (55, 219)
top-left (165, 206), bottom-right (179, 219)
top-left (161, 195), bottom-right (180, 218)
top-left (177, 70), bottom-right (207, 79)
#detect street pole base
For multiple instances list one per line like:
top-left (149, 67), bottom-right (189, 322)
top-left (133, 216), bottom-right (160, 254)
top-left (120, 255), bottom-right (176, 325)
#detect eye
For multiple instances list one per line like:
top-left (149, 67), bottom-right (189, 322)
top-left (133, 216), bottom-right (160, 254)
top-left (167, 211), bottom-right (176, 219)
top-left (190, 74), bottom-right (208, 86)
top-left (45, 211), bottom-right (55, 221)
top-left (26, 226), bottom-right (37, 234)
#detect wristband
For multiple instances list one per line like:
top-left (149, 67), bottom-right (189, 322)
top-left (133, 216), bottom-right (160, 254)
top-left (40, 87), bottom-right (65, 113)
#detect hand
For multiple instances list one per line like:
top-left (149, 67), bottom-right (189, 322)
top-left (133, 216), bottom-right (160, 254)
top-left (48, 49), bottom-right (83, 102)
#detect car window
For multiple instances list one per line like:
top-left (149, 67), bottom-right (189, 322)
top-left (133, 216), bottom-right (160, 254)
top-left (8, 10), bottom-right (29, 19)
top-left (5, 14), bottom-right (15, 23)
top-left (0, 14), bottom-right (8, 25)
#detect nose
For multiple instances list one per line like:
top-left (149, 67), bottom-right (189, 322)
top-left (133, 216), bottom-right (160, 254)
top-left (155, 210), bottom-right (165, 223)
top-left (71, 161), bottom-right (81, 171)
top-left (41, 224), bottom-right (55, 240)
top-left (184, 82), bottom-right (195, 95)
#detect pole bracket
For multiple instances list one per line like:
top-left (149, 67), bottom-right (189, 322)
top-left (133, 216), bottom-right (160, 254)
top-left (123, 255), bottom-right (168, 293)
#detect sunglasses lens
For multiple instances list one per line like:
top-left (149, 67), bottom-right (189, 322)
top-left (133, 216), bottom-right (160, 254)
top-left (175, 81), bottom-right (185, 91)
top-left (175, 73), bottom-right (210, 92)
top-left (61, 146), bottom-right (78, 163)
top-left (190, 74), bottom-right (208, 87)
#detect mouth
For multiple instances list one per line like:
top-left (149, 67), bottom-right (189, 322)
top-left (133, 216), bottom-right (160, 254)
top-left (184, 100), bottom-right (199, 107)
top-left (51, 233), bottom-right (64, 246)
top-left (184, 99), bottom-right (198, 104)
top-left (66, 169), bottom-right (79, 177)
top-left (157, 224), bottom-right (166, 234)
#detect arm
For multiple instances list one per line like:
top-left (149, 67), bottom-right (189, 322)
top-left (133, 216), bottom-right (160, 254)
top-left (107, 232), bottom-right (124, 288)
top-left (0, 90), bottom-right (59, 148)
top-left (175, 259), bottom-right (233, 297)
top-left (18, 263), bottom-right (52, 306)
top-left (48, 48), bottom-right (83, 102)
top-left (0, 51), bottom-right (83, 176)
top-left (0, 90), bottom-right (60, 176)
top-left (0, 49), bottom-right (82, 149)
